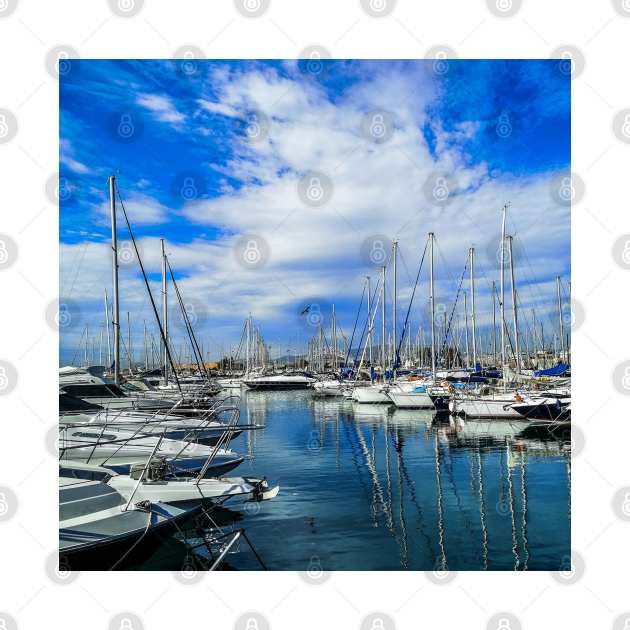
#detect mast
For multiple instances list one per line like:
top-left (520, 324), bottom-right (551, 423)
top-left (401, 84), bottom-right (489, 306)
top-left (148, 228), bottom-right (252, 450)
top-left (470, 246), bottom-right (477, 369)
top-left (367, 275), bottom-right (372, 371)
top-left (392, 240), bottom-right (398, 376)
top-left (508, 235), bottom-right (520, 372)
top-left (160, 238), bottom-right (169, 385)
top-left (332, 304), bottom-right (337, 370)
top-left (556, 276), bottom-right (564, 363)
top-left (109, 175), bottom-right (121, 385)
top-left (464, 291), bottom-right (470, 368)
top-left (104, 289), bottom-right (112, 368)
top-left (429, 232), bottom-right (436, 380)
top-left (499, 204), bottom-right (507, 370)
top-left (381, 265), bottom-right (386, 376)
top-left (99, 326), bottom-right (103, 365)
top-left (143, 319), bottom-right (148, 371)
top-left (127, 311), bottom-right (132, 373)
top-left (492, 281), bottom-right (497, 367)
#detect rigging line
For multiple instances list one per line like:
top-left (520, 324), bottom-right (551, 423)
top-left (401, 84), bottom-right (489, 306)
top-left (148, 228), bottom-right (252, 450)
top-left (66, 240), bottom-right (91, 299)
top-left (439, 254), bottom-right (469, 362)
top-left (394, 237), bottom-right (428, 370)
top-left (167, 258), bottom-right (207, 378)
top-left (115, 185), bottom-right (181, 392)
top-left (353, 275), bottom-right (382, 368)
top-left (344, 281), bottom-right (366, 367)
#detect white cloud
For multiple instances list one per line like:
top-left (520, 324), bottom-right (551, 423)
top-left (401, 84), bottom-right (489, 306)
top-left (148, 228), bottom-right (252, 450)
top-left (61, 66), bottom-right (570, 357)
top-left (95, 193), bottom-right (171, 226)
top-left (136, 93), bottom-right (185, 124)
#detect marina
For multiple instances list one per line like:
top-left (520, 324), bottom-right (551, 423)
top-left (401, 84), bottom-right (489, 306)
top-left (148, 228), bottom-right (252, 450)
top-left (58, 60), bottom-right (571, 571)
top-left (57, 183), bottom-right (571, 570)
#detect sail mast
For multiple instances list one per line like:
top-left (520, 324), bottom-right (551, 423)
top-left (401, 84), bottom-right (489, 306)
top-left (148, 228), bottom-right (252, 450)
top-left (508, 235), bottom-right (520, 372)
top-left (556, 276), bottom-right (564, 363)
top-left (381, 265), bottom-right (386, 376)
top-left (392, 240), bottom-right (398, 376)
top-left (470, 246), bottom-right (477, 369)
top-left (499, 204), bottom-right (507, 370)
top-left (160, 238), bottom-right (169, 385)
top-left (429, 232), bottom-right (436, 380)
top-left (109, 175), bottom-right (121, 385)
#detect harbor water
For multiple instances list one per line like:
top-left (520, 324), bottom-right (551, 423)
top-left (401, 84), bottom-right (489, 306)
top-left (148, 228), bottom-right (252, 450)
top-left (144, 389), bottom-right (571, 571)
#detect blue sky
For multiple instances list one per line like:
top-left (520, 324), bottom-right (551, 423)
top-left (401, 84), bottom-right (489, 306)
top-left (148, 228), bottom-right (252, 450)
top-left (60, 59), bottom-right (570, 365)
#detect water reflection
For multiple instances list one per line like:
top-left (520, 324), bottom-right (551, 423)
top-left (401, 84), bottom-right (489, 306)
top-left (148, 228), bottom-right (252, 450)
top-left (143, 390), bottom-right (571, 570)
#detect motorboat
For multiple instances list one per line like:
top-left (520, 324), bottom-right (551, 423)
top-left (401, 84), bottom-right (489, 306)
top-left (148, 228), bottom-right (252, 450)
top-left (59, 424), bottom-right (244, 477)
top-left (107, 458), bottom-right (280, 507)
top-left (59, 366), bottom-right (176, 411)
top-left (59, 393), bottom-right (244, 446)
top-left (59, 462), bottom-right (199, 570)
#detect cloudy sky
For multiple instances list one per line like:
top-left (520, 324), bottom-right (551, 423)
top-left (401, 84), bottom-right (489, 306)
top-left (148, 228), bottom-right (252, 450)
top-left (59, 59), bottom-right (570, 366)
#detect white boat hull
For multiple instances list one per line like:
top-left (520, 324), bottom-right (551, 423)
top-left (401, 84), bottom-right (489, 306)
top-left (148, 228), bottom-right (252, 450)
top-left (387, 390), bottom-right (434, 409)
top-left (449, 397), bottom-right (522, 419)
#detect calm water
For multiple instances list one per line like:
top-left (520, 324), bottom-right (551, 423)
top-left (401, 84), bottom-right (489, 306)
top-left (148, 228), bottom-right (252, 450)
top-left (144, 389), bottom-right (571, 571)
